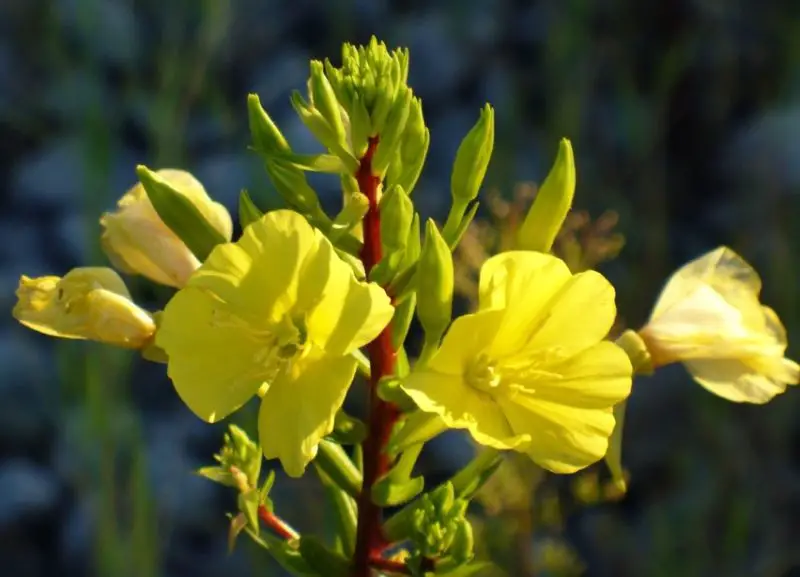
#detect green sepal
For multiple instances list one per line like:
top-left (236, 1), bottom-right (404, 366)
top-left (259, 470), bottom-right (276, 504)
top-left (298, 536), bottom-right (350, 577)
top-left (314, 440), bottom-right (363, 499)
top-left (434, 560), bottom-right (492, 576)
top-left (238, 189), bottom-right (264, 230)
top-left (348, 94), bottom-right (372, 157)
top-left (136, 165), bottom-right (227, 261)
top-left (330, 192), bottom-right (369, 243)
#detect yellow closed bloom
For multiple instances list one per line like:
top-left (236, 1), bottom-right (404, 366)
top-left (100, 169), bottom-right (233, 288)
top-left (639, 246), bottom-right (799, 403)
top-left (401, 251), bottom-right (633, 473)
top-left (13, 267), bottom-right (156, 349)
top-left (156, 210), bottom-right (394, 477)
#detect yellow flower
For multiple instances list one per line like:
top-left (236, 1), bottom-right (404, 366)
top-left (12, 267), bottom-right (155, 348)
top-left (400, 251), bottom-right (632, 473)
top-left (156, 210), bottom-right (394, 477)
top-left (639, 246), bottom-right (799, 403)
top-left (100, 169), bottom-right (233, 288)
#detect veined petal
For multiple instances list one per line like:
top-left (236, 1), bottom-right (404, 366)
top-left (498, 394), bottom-right (615, 473)
top-left (401, 370), bottom-right (530, 450)
top-left (156, 287), bottom-right (267, 422)
top-left (188, 210), bottom-right (318, 323)
top-left (516, 270), bottom-right (617, 359)
top-left (512, 341), bottom-right (632, 409)
top-left (303, 234), bottom-right (394, 356)
top-left (259, 349), bottom-right (357, 477)
top-left (684, 357), bottom-right (798, 404)
top-left (650, 247), bottom-right (764, 330)
top-left (426, 310), bottom-right (504, 376)
top-left (478, 252), bottom-right (572, 356)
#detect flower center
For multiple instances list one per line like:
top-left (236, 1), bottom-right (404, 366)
top-left (465, 355), bottom-right (503, 394)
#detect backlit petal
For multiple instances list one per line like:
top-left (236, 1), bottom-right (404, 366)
top-left (156, 287), bottom-right (266, 422)
top-left (684, 357), bottom-right (798, 404)
top-left (401, 370), bottom-right (530, 450)
top-left (259, 349), bottom-right (357, 477)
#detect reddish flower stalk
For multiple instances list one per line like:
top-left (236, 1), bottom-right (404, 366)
top-left (352, 136), bottom-right (402, 576)
top-left (257, 504), bottom-right (298, 541)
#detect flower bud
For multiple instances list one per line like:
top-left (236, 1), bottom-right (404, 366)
top-left (13, 267), bottom-right (155, 349)
top-left (416, 220), bottom-right (454, 342)
top-left (247, 93), bottom-right (291, 153)
top-left (391, 97), bottom-right (428, 196)
top-left (101, 169), bottom-right (232, 287)
top-left (447, 105), bottom-right (494, 227)
top-left (308, 60), bottom-right (346, 144)
top-left (372, 85), bottom-right (413, 176)
top-left (517, 138), bottom-right (576, 253)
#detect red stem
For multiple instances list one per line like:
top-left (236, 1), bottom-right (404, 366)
top-left (352, 136), bottom-right (401, 576)
top-left (257, 504), bottom-right (297, 541)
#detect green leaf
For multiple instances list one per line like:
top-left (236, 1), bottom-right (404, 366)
top-left (327, 411), bottom-right (367, 445)
top-left (238, 189), bottom-right (264, 230)
top-left (195, 466), bottom-right (236, 488)
top-left (314, 464), bottom-right (357, 557)
top-left (244, 527), bottom-right (318, 576)
top-left (259, 470), bottom-right (277, 505)
top-left (136, 165), bottom-right (227, 261)
top-left (314, 440), bottom-right (362, 499)
top-left (372, 474), bottom-right (425, 507)
top-left (298, 536), bottom-right (350, 577)
top-left (237, 489), bottom-right (261, 534)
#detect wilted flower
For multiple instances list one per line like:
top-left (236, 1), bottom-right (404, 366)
top-left (156, 210), bottom-right (394, 477)
top-left (100, 169), bottom-right (233, 288)
top-left (401, 251), bottom-right (632, 473)
top-left (639, 246), bottom-right (799, 403)
top-left (13, 267), bottom-right (155, 348)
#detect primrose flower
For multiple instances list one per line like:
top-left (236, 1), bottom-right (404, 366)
top-left (100, 169), bottom-right (233, 288)
top-left (401, 251), bottom-right (632, 473)
top-left (639, 246), bottom-right (799, 403)
top-left (156, 210), bottom-right (394, 477)
top-left (12, 267), bottom-right (155, 348)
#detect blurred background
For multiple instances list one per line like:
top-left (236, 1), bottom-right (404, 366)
top-left (2, 0), bottom-right (800, 576)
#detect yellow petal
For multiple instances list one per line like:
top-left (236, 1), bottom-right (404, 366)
top-left (401, 370), bottom-right (530, 450)
top-left (684, 357), bottom-right (798, 404)
top-left (496, 341), bottom-right (630, 473)
top-left (512, 270), bottom-right (617, 360)
top-left (478, 252), bottom-right (572, 356)
top-left (512, 341), bottom-right (633, 408)
top-left (188, 210), bottom-right (318, 323)
top-left (258, 349), bottom-right (357, 477)
top-left (12, 268), bottom-right (154, 348)
top-left (426, 309), bottom-right (505, 376)
top-left (156, 287), bottom-right (267, 422)
top-left (302, 231), bottom-right (394, 356)
top-left (498, 394), bottom-right (615, 474)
